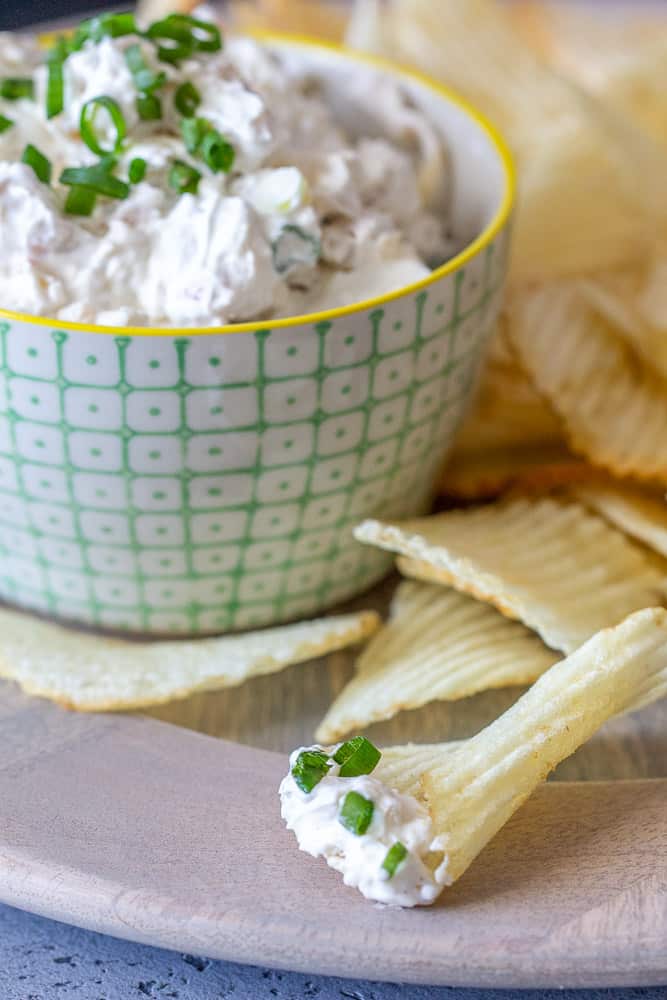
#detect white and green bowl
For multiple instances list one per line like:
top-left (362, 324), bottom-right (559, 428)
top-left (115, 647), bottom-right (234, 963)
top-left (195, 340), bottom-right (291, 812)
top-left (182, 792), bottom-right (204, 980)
top-left (0, 37), bottom-right (514, 635)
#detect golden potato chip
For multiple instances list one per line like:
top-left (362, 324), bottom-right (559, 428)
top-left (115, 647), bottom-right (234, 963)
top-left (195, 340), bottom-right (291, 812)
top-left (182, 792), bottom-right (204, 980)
top-left (347, 0), bottom-right (667, 281)
top-left (507, 282), bottom-right (667, 485)
top-left (354, 497), bottom-right (667, 653)
top-left (440, 445), bottom-right (589, 500)
top-left (571, 482), bottom-right (667, 560)
top-left (234, 0), bottom-right (345, 39)
top-left (0, 607), bottom-right (380, 711)
top-left (316, 581), bottom-right (558, 742)
top-left (420, 607), bottom-right (667, 884)
top-left (376, 741), bottom-right (461, 799)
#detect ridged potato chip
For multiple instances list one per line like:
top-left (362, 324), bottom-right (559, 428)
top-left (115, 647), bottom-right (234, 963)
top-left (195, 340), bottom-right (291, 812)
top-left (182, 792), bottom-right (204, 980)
top-left (420, 607), bottom-right (667, 884)
top-left (355, 497), bottom-right (667, 653)
top-left (0, 607), bottom-right (379, 711)
top-left (571, 482), bottom-right (667, 560)
top-left (317, 581), bottom-right (558, 742)
top-left (347, 0), bottom-right (667, 281)
top-left (507, 282), bottom-right (667, 485)
top-left (376, 741), bottom-right (461, 799)
top-left (441, 444), bottom-right (588, 500)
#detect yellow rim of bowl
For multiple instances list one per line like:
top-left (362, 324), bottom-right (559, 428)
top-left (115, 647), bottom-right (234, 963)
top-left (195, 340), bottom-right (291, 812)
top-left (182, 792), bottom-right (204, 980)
top-left (1, 32), bottom-right (515, 338)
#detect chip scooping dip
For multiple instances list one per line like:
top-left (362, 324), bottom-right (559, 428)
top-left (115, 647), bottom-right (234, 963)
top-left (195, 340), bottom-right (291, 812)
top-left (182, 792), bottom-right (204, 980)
top-left (282, 607), bottom-right (667, 906)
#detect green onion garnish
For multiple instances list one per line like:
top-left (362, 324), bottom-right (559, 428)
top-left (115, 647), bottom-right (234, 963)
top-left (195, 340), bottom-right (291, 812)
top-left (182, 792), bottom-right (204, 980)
top-left (201, 129), bottom-right (234, 173)
top-left (80, 96), bottom-right (127, 157)
top-left (0, 78), bottom-right (34, 101)
top-left (0, 114), bottom-right (13, 133)
top-left (147, 14), bottom-right (222, 64)
top-left (272, 225), bottom-right (321, 275)
top-left (73, 12), bottom-right (137, 49)
top-left (129, 157), bottom-right (147, 184)
top-left (124, 44), bottom-right (166, 96)
top-left (174, 81), bottom-right (201, 118)
top-left (168, 159), bottom-right (202, 195)
top-left (382, 842), bottom-right (408, 879)
top-left (291, 749), bottom-right (331, 794)
top-left (136, 93), bottom-right (162, 121)
top-left (64, 185), bottom-right (97, 216)
top-left (22, 144), bottom-right (52, 185)
top-left (339, 791), bottom-right (374, 836)
top-left (60, 162), bottom-right (130, 200)
top-left (333, 737), bottom-right (382, 778)
top-left (46, 39), bottom-right (68, 120)
top-left (181, 116), bottom-right (209, 155)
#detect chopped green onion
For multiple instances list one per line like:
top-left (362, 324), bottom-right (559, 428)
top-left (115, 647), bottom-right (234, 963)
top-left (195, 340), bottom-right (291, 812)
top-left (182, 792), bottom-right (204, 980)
top-left (147, 14), bottom-right (222, 64)
top-left (129, 157), bottom-right (147, 184)
top-left (136, 93), bottom-right (162, 121)
top-left (60, 162), bottom-right (130, 200)
top-left (124, 43), bottom-right (166, 96)
top-left (181, 116), bottom-right (209, 155)
top-left (168, 14), bottom-right (222, 52)
top-left (0, 114), bottom-right (13, 133)
top-left (22, 144), bottom-right (52, 185)
top-left (339, 791), bottom-right (374, 836)
top-left (291, 749), bottom-right (331, 794)
top-left (46, 39), bottom-right (68, 119)
top-left (174, 81), bottom-right (201, 117)
top-left (80, 96), bottom-right (127, 157)
top-left (168, 159), bottom-right (201, 195)
top-left (334, 737), bottom-right (382, 778)
top-left (0, 78), bottom-right (34, 101)
top-left (73, 12), bottom-right (137, 49)
top-left (64, 185), bottom-right (97, 216)
top-left (201, 129), bottom-right (234, 173)
top-left (272, 225), bottom-right (321, 275)
top-left (382, 842), bottom-right (408, 880)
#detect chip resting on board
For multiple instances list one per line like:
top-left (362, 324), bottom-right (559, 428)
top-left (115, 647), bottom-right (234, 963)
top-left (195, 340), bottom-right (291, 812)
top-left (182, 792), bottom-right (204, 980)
top-left (317, 580), bottom-right (558, 742)
top-left (0, 607), bottom-right (380, 711)
top-left (419, 607), bottom-right (667, 885)
top-left (354, 497), bottom-right (667, 653)
top-left (571, 482), bottom-right (667, 560)
top-left (507, 282), bottom-right (667, 485)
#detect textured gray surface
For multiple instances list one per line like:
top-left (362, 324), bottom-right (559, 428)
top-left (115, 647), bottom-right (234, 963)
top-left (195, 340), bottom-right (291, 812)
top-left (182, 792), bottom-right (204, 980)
top-left (1, 904), bottom-right (665, 1000)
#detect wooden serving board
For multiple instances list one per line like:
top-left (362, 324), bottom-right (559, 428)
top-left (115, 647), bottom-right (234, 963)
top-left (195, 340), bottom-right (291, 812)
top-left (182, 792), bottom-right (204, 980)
top-left (0, 580), bottom-right (666, 989)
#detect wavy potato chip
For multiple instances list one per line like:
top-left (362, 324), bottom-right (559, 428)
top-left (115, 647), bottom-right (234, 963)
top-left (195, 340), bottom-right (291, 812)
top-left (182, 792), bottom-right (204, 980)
top-left (440, 444), bottom-right (589, 500)
top-left (420, 607), bottom-right (667, 884)
top-left (376, 741), bottom-right (462, 799)
top-left (347, 0), bottom-right (667, 281)
top-left (355, 497), bottom-right (667, 653)
top-left (0, 607), bottom-right (380, 711)
top-left (317, 581), bottom-right (558, 742)
top-left (571, 482), bottom-right (667, 560)
top-left (507, 282), bottom-right (667, 485)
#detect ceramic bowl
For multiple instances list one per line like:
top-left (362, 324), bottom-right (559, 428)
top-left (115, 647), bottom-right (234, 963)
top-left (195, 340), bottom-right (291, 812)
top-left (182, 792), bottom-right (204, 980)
top-left (0, 36), bottom-right (514, 634)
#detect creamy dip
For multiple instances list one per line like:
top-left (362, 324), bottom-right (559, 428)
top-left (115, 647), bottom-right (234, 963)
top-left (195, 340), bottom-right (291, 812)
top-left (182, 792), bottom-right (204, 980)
top-left (280, 742), bottom-right (450, 907)
top-left (0, 8), bottom-right (454, 327)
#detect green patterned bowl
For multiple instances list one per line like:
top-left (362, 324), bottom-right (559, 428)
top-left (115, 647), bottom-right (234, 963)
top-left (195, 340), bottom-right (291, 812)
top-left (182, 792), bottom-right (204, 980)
top-left (0, 37), bottom-right (514, 635)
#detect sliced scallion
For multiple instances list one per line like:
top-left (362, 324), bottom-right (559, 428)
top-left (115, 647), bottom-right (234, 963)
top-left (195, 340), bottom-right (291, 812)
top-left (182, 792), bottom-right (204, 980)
top-left (73, 12), bottom-right (137, 49)
top-left (22, 144), bottom-right (52, 184)
top-left (60, 162), bottom-right (130, 200)
top-left (124, 43), bottom-right (166, 96)
top-left (174, 81), bottom-right (201, 117)
top-left (64, 185), bottom-right (97, 216)
top-left (168, 159), bottom-right (201, 195)
top-left (0, 114), bottom-right (13, 133)
top-left (165, 14), bottom-right (222, 52)
top-left (334, 737), bottom-right (382, 778)
top-left (381, 842), bottom-right (408, 880)
top-left (291, 749), bottom-right (331, 794)
top-left (80, 96), bottom-right (127, 157)
top-left (147, 14), bottom-right (222, 64)
top-left (46, 38), bottom-right (68, 119)
top-left (201, 129), bottom-right (234, 173)
top-left (339, 791), bottom-right (374, 836)
top-left (128, 157), bottom-right (147, 184)
top-left (0, 78), bottom-right (34, 101)
top-left (181, 115), bottom-right (209, 155)
top-left (136, 93), bottom-right (162, 121)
